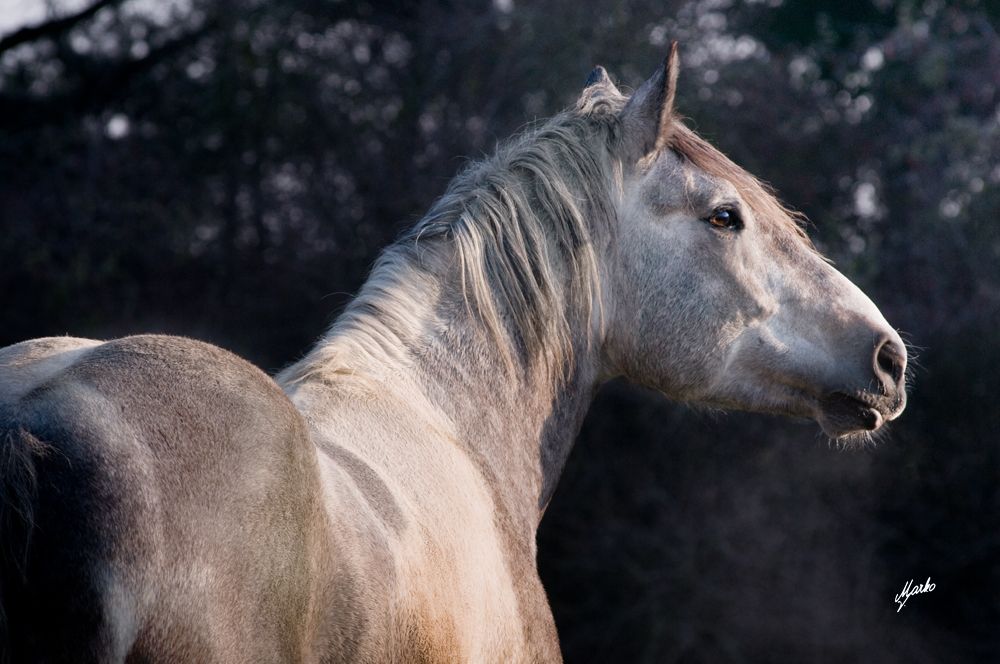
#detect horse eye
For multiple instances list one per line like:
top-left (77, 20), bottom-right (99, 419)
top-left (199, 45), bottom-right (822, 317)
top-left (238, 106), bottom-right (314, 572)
top-left (707, 209), bottom-right (741, 229)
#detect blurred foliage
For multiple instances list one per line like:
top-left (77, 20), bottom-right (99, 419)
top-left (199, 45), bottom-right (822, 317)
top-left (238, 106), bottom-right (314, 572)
top-left (2, 0), bottom-right (1000, 661)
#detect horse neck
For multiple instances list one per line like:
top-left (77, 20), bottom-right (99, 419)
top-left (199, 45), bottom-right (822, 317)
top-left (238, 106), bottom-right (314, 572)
top-left (411, 260), bottom-right (604, 533)
top-left (286, 240), bottom-right (605, 538)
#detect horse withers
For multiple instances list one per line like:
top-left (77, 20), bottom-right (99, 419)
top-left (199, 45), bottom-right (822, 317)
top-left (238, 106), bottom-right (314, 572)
top-left (0, 44), bottom-right (905, 662)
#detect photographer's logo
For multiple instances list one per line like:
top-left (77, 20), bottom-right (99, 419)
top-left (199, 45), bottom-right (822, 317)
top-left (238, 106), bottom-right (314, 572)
top-left (895, 577), bottom-right (935, 612)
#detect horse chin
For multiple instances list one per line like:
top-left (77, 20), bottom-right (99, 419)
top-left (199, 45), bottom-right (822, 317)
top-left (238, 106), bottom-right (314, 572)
top-left (815, 392), bottom-right (887, 440)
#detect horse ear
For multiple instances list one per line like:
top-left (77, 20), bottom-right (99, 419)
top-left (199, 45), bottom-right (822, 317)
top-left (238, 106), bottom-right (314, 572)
top-left (580, 65), bottom-right (622, 104)
top-left (620, 41), bottom-right (680, 160)
top-left (585, 65), bottom-right (619, 94)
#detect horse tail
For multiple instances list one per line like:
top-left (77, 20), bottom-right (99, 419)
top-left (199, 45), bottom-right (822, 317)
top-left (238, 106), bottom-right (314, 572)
top-left (0, 426), bottom-right (48, 664)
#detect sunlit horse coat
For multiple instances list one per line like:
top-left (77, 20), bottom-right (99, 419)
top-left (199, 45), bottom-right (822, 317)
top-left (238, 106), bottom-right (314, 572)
top-left (0, 45), bottom-right (906, 662)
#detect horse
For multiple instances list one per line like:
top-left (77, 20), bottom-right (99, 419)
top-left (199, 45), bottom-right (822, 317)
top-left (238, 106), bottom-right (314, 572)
top-left (0, 43), bottom-right (906, 663)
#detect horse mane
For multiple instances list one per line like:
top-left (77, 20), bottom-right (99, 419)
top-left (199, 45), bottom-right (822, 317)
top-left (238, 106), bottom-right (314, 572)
top-left (278, 83), bottom-right (812, 387)
top-left (279, 102), bottom-right (619, 386)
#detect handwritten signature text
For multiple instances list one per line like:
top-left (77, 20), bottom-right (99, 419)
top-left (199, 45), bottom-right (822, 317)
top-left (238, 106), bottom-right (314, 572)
top-left (895, 577), bottom-right (935, 612)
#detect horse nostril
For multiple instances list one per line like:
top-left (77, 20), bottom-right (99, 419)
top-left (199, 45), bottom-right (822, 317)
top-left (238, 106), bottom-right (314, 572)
top-left (876, 339), bottom-right (905, 385)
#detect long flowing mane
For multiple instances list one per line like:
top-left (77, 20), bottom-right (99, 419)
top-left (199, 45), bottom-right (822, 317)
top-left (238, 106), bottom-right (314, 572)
top-left (278, 85), bottom-right (811, 386)
top-left (280, 103), bottom-right (621, 384)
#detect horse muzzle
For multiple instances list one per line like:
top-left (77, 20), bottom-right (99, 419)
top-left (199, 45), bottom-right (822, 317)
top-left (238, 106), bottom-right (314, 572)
top-left (816, 335), bottom-right (907, 439)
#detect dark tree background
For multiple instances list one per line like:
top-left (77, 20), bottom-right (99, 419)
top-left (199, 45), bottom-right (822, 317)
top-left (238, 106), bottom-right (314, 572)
top-left (2, 0), bottom-right (999, 661)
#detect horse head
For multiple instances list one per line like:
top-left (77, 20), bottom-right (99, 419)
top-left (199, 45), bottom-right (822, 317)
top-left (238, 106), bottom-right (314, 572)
top-left (593, 43), bottom-right (907, 440)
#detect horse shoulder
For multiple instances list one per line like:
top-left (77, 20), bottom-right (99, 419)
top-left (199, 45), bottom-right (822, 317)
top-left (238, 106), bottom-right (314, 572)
top-left (287, 376), bottom-right (547, 662)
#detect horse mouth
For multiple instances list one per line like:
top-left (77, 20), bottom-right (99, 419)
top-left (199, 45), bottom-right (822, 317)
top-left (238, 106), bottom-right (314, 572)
top-left (816, 392), bottom-right (887, 438)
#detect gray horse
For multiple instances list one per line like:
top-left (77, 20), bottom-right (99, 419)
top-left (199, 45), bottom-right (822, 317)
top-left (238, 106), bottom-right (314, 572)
top-left (0, 44), bottom-right (905, 662)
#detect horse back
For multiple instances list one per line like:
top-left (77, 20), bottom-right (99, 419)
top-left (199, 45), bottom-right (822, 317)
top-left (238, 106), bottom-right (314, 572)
top-left (0, 335), bottom-right (327, 663)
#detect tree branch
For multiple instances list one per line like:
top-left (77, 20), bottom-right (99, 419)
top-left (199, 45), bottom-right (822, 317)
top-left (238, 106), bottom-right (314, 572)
top-left (0, 0), bottom-right (122, 57)
top-left (0, 17), bottom-right (216, 131)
